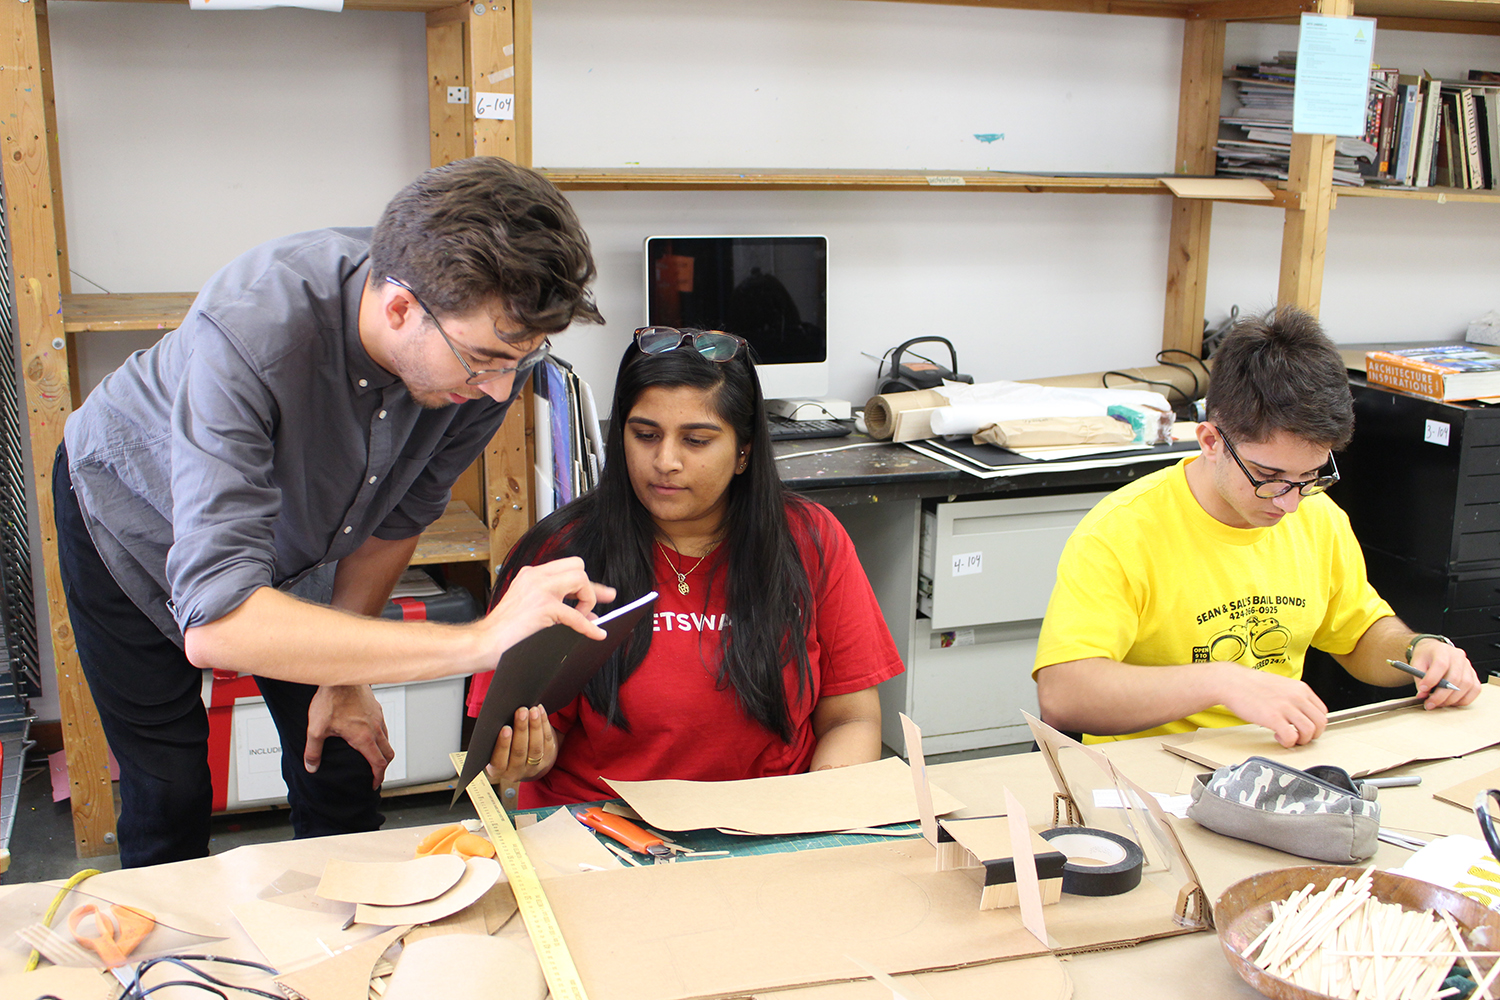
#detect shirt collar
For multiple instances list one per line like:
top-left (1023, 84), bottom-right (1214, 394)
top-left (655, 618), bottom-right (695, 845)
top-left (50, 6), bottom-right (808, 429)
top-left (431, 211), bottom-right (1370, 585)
top-left (343, 259), bottom-right (397, 392)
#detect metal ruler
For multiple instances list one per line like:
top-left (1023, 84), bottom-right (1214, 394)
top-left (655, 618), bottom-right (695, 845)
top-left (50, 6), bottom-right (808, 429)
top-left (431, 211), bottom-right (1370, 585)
top-left (449, 752), bottom-right (589, 1000)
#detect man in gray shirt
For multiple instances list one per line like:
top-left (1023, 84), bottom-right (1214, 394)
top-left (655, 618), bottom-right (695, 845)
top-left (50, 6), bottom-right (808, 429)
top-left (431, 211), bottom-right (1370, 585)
top-left (55, 157), bottom-right (612, 867)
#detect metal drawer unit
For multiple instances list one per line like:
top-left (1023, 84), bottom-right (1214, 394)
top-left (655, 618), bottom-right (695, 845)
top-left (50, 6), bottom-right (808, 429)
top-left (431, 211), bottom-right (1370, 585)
top-left (1332, 381), bottom-right (1500, 690)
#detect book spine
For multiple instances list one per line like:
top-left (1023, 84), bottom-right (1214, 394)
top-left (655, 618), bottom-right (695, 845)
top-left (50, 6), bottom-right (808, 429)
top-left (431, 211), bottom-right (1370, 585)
top-left (1488, 91), bottom-right (1500, 190)
top-left (1365, 355), bottom-right (1444, 400)
top-left (1394, 84), bottom-right (1418, 184)
top-left (1377, 91), bottom-right (1398, 177)
top-left (1415, 77), bottom-right (1443, 188)
top-left (1461, 89), bottom-right (1485, 188)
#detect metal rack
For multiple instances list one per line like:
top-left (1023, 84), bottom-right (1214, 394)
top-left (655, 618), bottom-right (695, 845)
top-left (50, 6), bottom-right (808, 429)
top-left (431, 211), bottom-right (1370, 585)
top-left (0, 159), bottom-right (38, 870)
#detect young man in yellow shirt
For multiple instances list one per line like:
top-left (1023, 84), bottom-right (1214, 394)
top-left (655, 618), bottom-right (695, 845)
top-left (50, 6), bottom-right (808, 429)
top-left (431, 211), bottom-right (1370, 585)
top-left (1033, 309), bottom-right (1482, 748)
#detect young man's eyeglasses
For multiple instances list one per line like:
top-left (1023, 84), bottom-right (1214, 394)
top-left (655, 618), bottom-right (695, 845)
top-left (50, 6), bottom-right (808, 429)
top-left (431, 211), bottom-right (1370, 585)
top-left (1219, 429), bottom-right (1340, 499)
top-left (634, 326), bottom-right (747, 363)
top-left (386, 277), bottom-right (549, 386)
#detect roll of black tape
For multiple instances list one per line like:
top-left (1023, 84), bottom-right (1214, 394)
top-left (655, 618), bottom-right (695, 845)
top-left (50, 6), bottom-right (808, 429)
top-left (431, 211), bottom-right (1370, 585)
top-left (1037, 827), bottom-right (1144, 896)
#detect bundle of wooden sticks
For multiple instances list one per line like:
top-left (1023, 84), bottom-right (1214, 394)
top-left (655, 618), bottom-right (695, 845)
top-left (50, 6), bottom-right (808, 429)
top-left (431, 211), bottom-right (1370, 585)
top-left (1243, 870), bottom-right (1500, 1000)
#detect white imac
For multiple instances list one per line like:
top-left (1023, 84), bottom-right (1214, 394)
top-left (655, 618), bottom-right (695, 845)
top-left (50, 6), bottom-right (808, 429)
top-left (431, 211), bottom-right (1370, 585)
top-left (643, 235), bottom-right (829, 400)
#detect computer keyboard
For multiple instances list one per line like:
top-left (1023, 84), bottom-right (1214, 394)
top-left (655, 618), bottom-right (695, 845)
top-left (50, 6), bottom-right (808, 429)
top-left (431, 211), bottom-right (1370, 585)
top-left (767, 415), bottom-right (854, 442)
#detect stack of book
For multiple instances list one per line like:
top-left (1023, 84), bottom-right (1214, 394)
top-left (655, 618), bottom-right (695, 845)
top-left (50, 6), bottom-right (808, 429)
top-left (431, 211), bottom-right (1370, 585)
top-left (1218, 58), bottom-right (1500, 190)
top-left (1217, 52), bottom-right (1376, 186)
top-left (1365, 345), bottom-right (1500, 402)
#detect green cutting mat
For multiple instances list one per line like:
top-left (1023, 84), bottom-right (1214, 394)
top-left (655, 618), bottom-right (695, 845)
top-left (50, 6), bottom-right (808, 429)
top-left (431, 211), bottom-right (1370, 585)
top-left (516, 800), bottom-right (922, 862)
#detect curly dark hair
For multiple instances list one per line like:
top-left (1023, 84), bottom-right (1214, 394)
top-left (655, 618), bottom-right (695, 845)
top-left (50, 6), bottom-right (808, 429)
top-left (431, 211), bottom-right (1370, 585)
top-left (1206, 307), bottom-right (1354, 450)
top-left (368, 156), bottom-right (603, 338)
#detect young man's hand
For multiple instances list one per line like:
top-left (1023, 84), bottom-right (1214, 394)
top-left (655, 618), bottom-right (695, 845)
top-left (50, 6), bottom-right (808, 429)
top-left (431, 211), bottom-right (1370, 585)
top-left (304, 683), bottom-right (396, 788)
top-left (1218, 668), bottom-right (1328, 748)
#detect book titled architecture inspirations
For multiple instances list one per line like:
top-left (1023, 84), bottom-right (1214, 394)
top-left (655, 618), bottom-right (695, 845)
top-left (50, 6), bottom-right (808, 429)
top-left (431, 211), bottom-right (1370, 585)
top-left (1365, 345), bottom-right (1500, 401)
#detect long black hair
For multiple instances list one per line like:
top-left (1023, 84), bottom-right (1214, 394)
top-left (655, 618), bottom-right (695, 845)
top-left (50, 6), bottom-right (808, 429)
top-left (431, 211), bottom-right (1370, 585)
top-left (495, 341), bottom-right (818, 742)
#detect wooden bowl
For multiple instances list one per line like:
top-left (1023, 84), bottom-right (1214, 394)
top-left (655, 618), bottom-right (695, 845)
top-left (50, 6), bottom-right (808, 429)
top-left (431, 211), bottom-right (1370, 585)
top-left (1216, 865), bottom-right (1500, 1000)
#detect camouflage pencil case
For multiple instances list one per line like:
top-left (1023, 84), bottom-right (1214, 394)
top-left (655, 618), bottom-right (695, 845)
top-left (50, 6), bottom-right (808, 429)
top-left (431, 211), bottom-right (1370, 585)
top-left (1186, 756), bottom-right (1380, 863)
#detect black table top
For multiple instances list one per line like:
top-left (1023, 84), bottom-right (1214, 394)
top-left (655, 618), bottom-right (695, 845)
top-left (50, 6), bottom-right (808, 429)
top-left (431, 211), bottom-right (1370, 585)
top-left (773, 434), bottom-right (1194, 506)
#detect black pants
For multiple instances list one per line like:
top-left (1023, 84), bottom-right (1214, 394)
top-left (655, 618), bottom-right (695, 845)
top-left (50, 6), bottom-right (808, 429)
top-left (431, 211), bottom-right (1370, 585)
top-left (53, 445), bottom-right (383, 867)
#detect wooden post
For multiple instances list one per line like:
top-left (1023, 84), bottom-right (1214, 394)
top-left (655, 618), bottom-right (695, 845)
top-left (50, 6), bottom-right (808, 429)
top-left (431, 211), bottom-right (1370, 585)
top-left (1278, 0), bottom-right (1354, 316)
top-left (1, 0), bottom-right (117, 858)
top-left (427, 0), bottom-right (534, 581)
top-left (1162, 16), bottom-right (1225, 357)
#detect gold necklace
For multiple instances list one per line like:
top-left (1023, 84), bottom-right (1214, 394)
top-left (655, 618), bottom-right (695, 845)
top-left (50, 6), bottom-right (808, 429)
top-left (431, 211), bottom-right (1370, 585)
top-left (656, 539), bottom-right (716, 595)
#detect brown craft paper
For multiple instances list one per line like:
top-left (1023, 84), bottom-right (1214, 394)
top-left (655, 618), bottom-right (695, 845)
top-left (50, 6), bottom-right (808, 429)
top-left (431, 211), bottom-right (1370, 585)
top-left (353, 856), bottom-right (501, 926)
top-left (231, 896), bottom-right (379, 970)
top-left (383, 934), bottom-right (546, 1000)
top-left (0, 966), bottom-right (118, 1000)
top-left (973, 416), bottom-right (1134, 449)
top-left (1435, 766), bottom-right (1500, 817)
top-left (1161, 682), bottom-right (1500, 778)
top-left (863, 389), bottom-right (951, 440)
top-left (515, 804), bottom-right (624, 876)
top-left (542, 834), bottom-right (1196, 1000)
top-left (315, 854), bottom-right (465, 906)
top-left (401, 882), bottom-right (518, 944)
top-left (748, 953), bottom-right (1073, 1000)
top-left (605, 755), bottom-right (963, 835)
top-left (273, 922), bottom-right (408, 1000)
top-left (902, 712), bottom-right (940, 846)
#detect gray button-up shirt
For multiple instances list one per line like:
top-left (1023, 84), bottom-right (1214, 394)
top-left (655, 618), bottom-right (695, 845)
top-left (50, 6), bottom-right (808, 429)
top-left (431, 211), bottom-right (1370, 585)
top-left (65, 228), bottom-right (509, 646)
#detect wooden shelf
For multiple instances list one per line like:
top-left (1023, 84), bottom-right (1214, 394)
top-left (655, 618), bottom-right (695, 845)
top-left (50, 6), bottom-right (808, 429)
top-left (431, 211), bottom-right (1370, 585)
top-left (1335, 184), bottom-right (1500, 204)
top-left (411, 500), bottom-right (490, 566)
top-left (539, 168), bottom-right (1177, 193)
top-left (62, 293), bottom-right (196, 334)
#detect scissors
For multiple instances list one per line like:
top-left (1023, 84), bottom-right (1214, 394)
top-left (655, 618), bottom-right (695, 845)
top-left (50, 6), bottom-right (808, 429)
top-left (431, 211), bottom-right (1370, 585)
top-left (69, 902), bottom-right (156, 987)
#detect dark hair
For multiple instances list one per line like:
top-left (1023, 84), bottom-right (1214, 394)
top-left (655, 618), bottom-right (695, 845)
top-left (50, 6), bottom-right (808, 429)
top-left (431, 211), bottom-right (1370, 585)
top-left (1206, 307), bottom-right (1353, 450)
top-left (496, 343), bottom-right (818, 742)
top-left (368, 156), bottom-right (603, 338)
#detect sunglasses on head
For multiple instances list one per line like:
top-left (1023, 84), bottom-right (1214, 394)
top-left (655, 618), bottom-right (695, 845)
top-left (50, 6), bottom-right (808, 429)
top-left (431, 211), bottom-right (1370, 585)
top-left (633, 327), bottom-right (747, 363)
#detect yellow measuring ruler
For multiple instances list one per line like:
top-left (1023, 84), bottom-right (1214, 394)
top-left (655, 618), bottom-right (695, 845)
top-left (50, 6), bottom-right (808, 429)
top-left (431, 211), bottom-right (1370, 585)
top-left (450, 752), bottom-right (589, 1000)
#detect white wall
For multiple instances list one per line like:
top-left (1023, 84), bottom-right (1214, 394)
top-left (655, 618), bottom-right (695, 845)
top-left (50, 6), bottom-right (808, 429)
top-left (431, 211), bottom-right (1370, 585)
top-left (21, 0), bottom-right (1500, 722)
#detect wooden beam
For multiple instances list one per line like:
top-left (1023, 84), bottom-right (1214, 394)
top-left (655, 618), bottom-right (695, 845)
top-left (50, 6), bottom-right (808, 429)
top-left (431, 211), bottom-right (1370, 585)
top-left (467, 0), bottom-right (519, 163)
top-left (513, 0), bottom-right (531, 166)
top-left (426, 7), bottom-right (470, 167)
top-left (1187, 0), bottom-right (1314, 18)
top-left (0, 0), bottom-right (117, 859)
top-left (1162, 17), bottom-right (1225, 356)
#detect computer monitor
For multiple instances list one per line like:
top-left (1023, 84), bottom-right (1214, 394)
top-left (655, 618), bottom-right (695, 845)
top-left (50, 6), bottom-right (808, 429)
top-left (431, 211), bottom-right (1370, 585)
top-left (644, 235), bottom-right (829, 400)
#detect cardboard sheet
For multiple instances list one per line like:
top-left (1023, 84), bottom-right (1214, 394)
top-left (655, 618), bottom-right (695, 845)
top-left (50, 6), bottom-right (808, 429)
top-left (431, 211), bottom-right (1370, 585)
top-left (384, 934), bottom-right (545, 1000)
top-left (1160, 687), bottom-right (1500, 778)
top-left (515, 805), bottom-right (624, 877)
top-left (542, 836), bottom-right (1196, 1000)
top-left (315, 854), bottom-right (466, 906)
top-left (1157, 176), bottom-right (1273, 200)
top-left (605, 756), bottom-right (964, 835)
top-left (354, 856), bottom-right (501, 926)
top-left (1435, 765), bottom-right (1500, 817)
top-left (273, 923), bottom-right (408, 1000)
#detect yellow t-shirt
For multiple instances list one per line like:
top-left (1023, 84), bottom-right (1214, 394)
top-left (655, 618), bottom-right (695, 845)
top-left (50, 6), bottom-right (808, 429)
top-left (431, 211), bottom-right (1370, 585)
top-left (1033, 456), bottom-right (1392, 741)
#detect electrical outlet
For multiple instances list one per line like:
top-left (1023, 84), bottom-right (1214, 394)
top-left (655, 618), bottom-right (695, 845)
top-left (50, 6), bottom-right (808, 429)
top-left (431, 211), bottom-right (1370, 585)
top-left (447, 87), bottom-right (470, 105)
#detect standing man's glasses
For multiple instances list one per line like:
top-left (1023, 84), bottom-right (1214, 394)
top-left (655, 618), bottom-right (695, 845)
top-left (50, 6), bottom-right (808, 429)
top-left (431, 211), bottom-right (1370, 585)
top-left (1219, 429), bottom-right (1340, 499)
top-left (386, 277), bottom-right (550, 385)
top-left (634, 326), bottom-right (747, 363)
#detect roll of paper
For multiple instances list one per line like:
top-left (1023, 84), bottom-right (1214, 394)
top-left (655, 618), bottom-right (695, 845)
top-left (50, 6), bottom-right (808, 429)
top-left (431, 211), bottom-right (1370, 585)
top-left (863, 389), bottom-right (951, 440)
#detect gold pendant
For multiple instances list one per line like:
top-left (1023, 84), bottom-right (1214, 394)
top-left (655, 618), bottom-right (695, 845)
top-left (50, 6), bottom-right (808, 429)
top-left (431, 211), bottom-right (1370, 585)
top-left (677, 578), bottom-right (690, 595)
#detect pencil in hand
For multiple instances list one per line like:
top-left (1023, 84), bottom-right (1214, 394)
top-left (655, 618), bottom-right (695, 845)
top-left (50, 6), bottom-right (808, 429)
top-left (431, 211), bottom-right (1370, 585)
top-left (1386, 658), bottom-right (1460, 692)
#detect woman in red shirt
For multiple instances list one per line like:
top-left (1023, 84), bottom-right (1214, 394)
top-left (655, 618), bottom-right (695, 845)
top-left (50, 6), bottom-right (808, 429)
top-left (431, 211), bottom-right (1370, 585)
top-left (465, 328), bottom-right (904, 806)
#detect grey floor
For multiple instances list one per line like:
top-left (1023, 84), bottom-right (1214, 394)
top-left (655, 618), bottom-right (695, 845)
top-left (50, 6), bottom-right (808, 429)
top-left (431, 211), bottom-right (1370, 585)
top-left (5, 741), bottom-right (1028, 884)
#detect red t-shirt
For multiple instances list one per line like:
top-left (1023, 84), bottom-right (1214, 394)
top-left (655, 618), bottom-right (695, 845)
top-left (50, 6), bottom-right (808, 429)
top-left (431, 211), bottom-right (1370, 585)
top-left (466, 500), bottom-right (904, 807)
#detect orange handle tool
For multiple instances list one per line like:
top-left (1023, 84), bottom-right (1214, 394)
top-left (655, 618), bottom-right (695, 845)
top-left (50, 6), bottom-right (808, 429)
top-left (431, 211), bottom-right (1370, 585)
top-left (575, 807), bottom-right (666, 856)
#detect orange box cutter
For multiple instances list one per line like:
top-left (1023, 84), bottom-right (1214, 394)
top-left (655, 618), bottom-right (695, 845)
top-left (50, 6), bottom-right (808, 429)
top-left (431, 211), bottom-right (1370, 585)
top-left (574, 807), bottom-right (674, 863)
